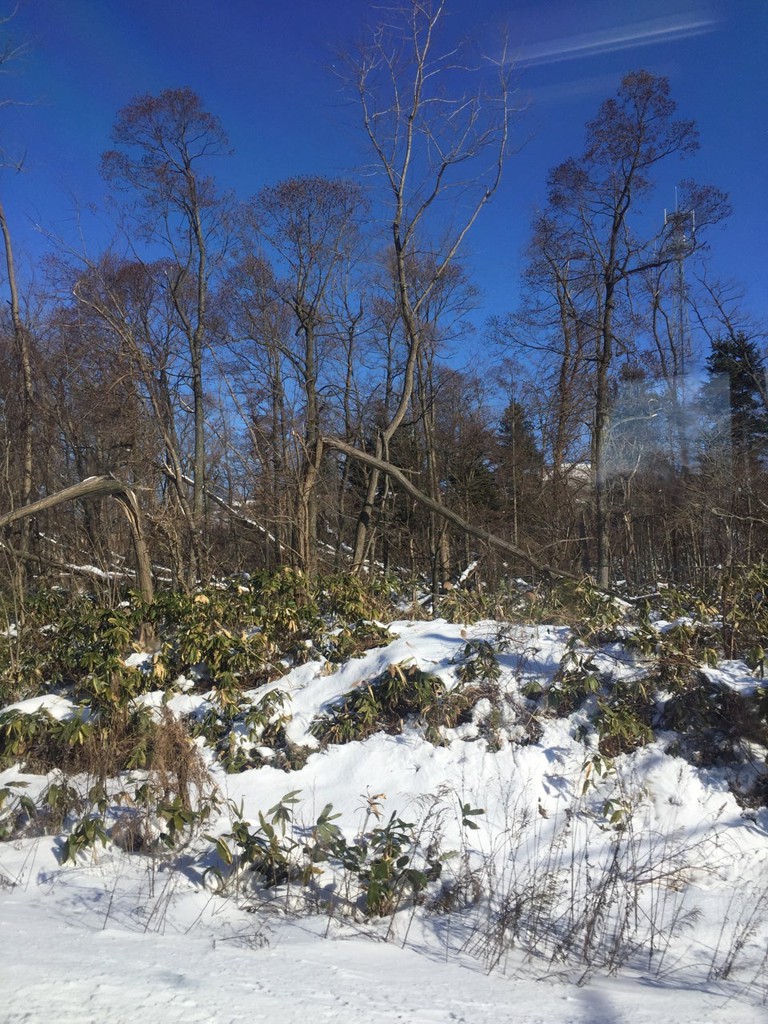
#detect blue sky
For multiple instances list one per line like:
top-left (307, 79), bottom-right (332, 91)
top-left (1, 0), bottom-right (765, 341)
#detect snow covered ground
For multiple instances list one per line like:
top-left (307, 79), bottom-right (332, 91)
top-left (2, 889), bottom-right (763, 1023)
top-left (2, 617), bottom-right (767, 1022)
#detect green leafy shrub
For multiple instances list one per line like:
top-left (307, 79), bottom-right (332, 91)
top-left (660, 673), bottom-right (768, 767)
top-left (437, 584), bottom-right (497, 624)
top-left (334, 811), bottom-right (444, 917)
top-left (189, 688), bottom-right (301, 773)
top-left (210, 792), bottom-right (471, 918)
top-left (61, 814), bottom-right (108, 863)
top-left (594, 680), bottom-right (654, 757)
top-left (508, 579), bottom-right (631, 637)
top-left (310, 661), bottom-right (475, 745)
top-left (524, 642), bottom-right (603, 716)
top-left (139, 571), bottom-right (396, 693)
top-left (436, 575), bottom-right (555, 624)
top-left (0, 592), bottom-right (143, 704)
top-left (212, 791), bottom-right (311, 888)
top-left (315, 572), bottom-right (394, 622)
top-left (0, 781), bottom-right (38, 839)
top-left (716, 565), bottom-right (768, 661)
top-left (455, 638), bottom-right (503, 685)
top-left (321, 621), bottom-right (394, 663)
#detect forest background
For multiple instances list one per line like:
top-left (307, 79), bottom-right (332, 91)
top-left (0, 0), bottom-right (766, 604)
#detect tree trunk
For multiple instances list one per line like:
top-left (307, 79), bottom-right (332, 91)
top-left (0, 474), bottom-right (154, 606)
top-left (0, 199), bottom-right (34, 595)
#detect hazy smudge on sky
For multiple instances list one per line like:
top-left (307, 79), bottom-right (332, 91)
top-left (515, 13), bottom-right (718, 69)
top-left (603, 371), bottom-right (731, 479)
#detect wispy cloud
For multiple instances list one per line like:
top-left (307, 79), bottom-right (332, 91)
top-left (515, 14), bottom-right (718, 69)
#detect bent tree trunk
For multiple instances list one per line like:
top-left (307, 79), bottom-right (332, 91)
top-left (0, 475), bottom-right (154, 605)
top-left (324, 437), bottom-right (580, 583)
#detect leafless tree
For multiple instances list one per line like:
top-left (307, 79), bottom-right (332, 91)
top-left (0, 9), bottom-right (36, 599)
top-left (341, 0), bottom-right (513, 570)
top-left (247, 177), bottom-right (368, 570)
top-left (101, 88), bottom-right (234, 579)
top-left (512, 72), bottom-right (727, 586)
top-left (219, 252), bottom-right (294, 566)
top-left (69, 254), bottom-right (203, 584)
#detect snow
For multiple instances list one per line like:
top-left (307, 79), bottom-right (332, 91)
top-left (1, 855), bottom-right (763, 1023)
top-left (702, 660), bottom-right (764, 697)
top-left (3, 693), bottom-right (78, 720)
top-left (4, 889), bottom-right (761, 1024)
top-left (1, 617), bottom-right (767, 1022)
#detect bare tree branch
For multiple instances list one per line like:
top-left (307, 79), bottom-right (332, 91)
top-left (0, 475), bottom-right (154, 605)
top-left (322, 435), bottom-right (580, 581)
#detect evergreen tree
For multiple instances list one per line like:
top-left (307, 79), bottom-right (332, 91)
top-left (495, 399), bottom-right (544, 545)
top-left (704, 334), bottom-right (768, 477)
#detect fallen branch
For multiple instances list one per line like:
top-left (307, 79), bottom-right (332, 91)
top-left (0, 474), bottom-right (154, 605)
top-left (181, 473), bottom-right (286, 555)
top-left (711, 507), bottom-right (768, 528)
top-left (321, 437), bottom-right (580, 583)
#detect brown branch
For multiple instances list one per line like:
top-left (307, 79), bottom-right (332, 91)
top-left (0, 475), bottom-right (154, 605)
top-left (322, 436), bottom-right (580, 582)
top-left (711, 507), bottom-right (768, 528)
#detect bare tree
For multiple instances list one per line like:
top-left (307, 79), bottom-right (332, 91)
top-left (0, 202), bottom-right (34, 556)
top-left (0, 11), bottom-right (36, 598)
top-left (248, 177), bottom-right (368, 571)
top-left (220, 252), bottom-right (294, 566)
top-left (69, 254), bottom-right (203, 584)
top-left (342, 0), bottom-right (513, 570)
top-left (492, 215), bottom-right (596, 573)
top-left (102, 88), bottom-right (233, 579)
top-left (514, 72), bottom-right (727, 587)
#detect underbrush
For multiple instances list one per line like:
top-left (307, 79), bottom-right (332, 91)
top-left (456, 789), bottom-right (768, 993)
top-left (200, 782), bottom-right (767, 1000)
top-left (0, 568), bottom-right (767, 996)
top-left (0, 569), bottom-right (397, 855)
top-left (512, 576), bottom-right (768, 806)
top-left (310, 661), bottom-right (477, 746)
top-left (0, 568), bottom-right (394, 706)
top-left (206, 789), bottom-right (481, 920)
